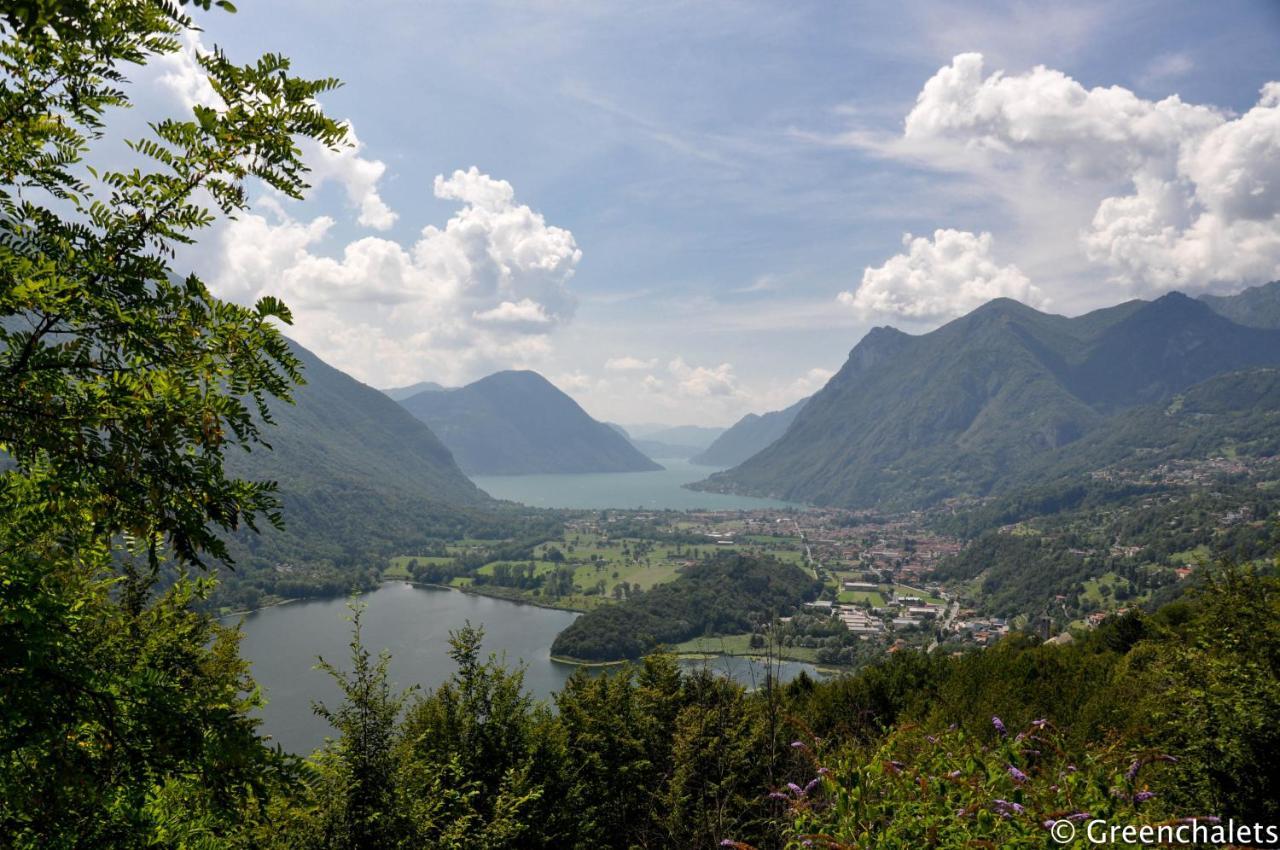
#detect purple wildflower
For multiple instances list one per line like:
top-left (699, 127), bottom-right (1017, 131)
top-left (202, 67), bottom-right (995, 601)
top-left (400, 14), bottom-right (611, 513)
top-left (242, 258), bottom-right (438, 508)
top-left (926, 735), bottom-right (937, 744)
top-left (992, 716), bottom-right (1007, 737)
top-left (1065, 764), bottom-right (1077, 773)
top-left (767, 791), bottom-right (789, 801)
top-left (804, 777), bottom-right (821, 795)
top-left (1135, 791), bottom-right (1156, 803)
top-left (1156, 754), bottom-right (1179, 764)
top-left (993, 799), bottom-right (1025, 817)
top-left (790, 740), bottom-right (807, 750)
top-left (817, 767), bottom-right (831, 775)
top-left (786, 782), bottom-right (804, 796)
top-left (947, 770), bottom-right (962, 779)
top-left (1126, 759), bottom-right (1142, 781)
top-left (1008, 765), bottom-right (1028, 784)
top-left (1032, 718), bottom-right (1048, 728)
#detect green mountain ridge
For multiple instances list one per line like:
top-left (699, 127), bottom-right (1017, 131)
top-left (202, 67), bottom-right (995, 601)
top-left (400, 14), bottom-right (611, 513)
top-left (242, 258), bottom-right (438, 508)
top-left (692, 292), bottom-right (1280, 509)
top-left (400, 370), bottom-right (662, 475)
top-left (691, 395), bottom-right (809, 467)
top-left (379, 380), bottom-right (448, 400)
top-left (217, 340), bottom-right (501, 603)
top-left (1200, 279), bottom-right (1280, 328)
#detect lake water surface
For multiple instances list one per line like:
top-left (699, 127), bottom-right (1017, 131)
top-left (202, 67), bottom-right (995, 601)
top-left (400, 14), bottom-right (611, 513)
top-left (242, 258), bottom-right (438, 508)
top-left (236, 582), bottom-right (819, 754)
top-left (471, 457), bottom-right (797, 510)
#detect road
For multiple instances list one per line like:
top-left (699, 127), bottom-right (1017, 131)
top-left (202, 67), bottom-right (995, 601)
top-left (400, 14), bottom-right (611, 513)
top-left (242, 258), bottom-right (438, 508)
top-left (927, 598), bottom-right (960, 652)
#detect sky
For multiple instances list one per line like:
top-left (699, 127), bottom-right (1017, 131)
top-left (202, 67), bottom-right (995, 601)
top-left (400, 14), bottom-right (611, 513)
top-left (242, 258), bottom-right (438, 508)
top-left (139, 0), bottom-right (1280, 426)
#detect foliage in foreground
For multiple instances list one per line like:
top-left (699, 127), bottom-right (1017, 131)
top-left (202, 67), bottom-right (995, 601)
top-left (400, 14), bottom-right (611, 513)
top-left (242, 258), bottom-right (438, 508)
top-left (250, 566), bottom-right (1278, 850)
top-left (1, 0), bottom-right (342, 845)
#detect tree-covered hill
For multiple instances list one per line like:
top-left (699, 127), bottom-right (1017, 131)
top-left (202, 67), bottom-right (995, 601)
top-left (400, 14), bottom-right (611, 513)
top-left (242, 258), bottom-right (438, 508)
top-left (399, 370), bottom-right (662, 475)
top-left (216, 340), bottom-right (519, 605)
top-left (550, 553), bottom-right (821, 661)
top-left (691, 395), bottom-right (809, 467)
top-left (1201, 279), bottom-right (1280, 328)
top-left (694, 293), bottom-right (1280, 509)
top-left (378, 380), bottom-right (447, 400)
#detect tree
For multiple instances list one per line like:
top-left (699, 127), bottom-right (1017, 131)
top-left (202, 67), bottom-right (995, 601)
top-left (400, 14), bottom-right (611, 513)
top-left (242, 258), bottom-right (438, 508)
top-left (0, 2), bottom-right (347, 845)
top-left (306, 606), bottom-right (413, 850)
top-left (396, 624), bottom-right (565, 848)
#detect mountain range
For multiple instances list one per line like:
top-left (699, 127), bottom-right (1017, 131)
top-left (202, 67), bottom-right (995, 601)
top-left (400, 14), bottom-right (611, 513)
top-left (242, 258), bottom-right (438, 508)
top-left (379, 380), bottom-right (448, 401)
top-left (693, 286), bottom-right (1280, 509)
top-left (219, 339), bottom-right (494, 596)
top-left (691, 396), bottom-right (808, 467)
top-left (398, 370), bottom-right (661, 475)
top-left (610, 423), bottom-right (725, 460)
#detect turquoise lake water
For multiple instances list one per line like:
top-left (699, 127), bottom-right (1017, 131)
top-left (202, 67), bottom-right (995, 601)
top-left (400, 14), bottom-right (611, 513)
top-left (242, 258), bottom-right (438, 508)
top-left (470, 457), bottom-right (797, 510)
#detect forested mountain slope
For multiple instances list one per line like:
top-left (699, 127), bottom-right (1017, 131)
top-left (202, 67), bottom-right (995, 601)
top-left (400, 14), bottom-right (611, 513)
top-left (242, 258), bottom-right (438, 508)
top-left (694, 294), bottom-right (1280, 508)
top-left (399, 370), bottom-right (662, 475)
top-left (692, 395), bottom-right (809, 467)
top-left (1201, 279), bottom-right (1280, 328)
top-left (217, 340), bottom-right (500, 605)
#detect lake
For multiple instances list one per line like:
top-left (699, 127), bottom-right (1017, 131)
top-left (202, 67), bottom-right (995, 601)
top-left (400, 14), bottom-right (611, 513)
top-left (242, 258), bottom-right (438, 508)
top-left (235, 582), bottom-right (820, 754)
top-left (471, 457), bottom-right (798, 510)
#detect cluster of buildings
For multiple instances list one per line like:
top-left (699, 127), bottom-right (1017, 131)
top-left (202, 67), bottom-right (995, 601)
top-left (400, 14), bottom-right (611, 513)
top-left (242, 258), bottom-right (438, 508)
top-left (949, 610), bottom-right (1011, 644)
top-left (1089, 455), bottom-right (1273, 487)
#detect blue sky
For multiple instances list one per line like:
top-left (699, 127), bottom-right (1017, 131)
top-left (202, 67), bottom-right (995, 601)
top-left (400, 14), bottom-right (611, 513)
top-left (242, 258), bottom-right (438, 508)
top-left (153, 0), bottom-right (1280, 425)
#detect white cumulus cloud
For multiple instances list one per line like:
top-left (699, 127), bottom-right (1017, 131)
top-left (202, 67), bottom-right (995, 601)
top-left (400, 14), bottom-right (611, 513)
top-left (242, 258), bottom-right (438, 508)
top-left (153, 30), bottom-right (397, 231)
top-left (210, 167), bottom-right (581, 386)
top-left (605, 355), bottom-right (658, 371)
top-left (667, 357), bottom-right (741, 398)
top-left (839, 229), bottom-right (1043, 320)
top-left (888, 53), bottom-right (1280, 296)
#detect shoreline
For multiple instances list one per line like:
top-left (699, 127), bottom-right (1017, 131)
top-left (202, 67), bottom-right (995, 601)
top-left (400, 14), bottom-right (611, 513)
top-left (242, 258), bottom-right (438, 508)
top-left (219, 596), bottom-right (304, 620)
top-left (382, 577), bottom-right (591, 615)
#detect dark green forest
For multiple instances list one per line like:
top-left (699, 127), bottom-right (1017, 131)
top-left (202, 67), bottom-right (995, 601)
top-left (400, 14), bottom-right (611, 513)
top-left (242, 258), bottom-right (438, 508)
top-left (549, 553), bottom-right (822, 661)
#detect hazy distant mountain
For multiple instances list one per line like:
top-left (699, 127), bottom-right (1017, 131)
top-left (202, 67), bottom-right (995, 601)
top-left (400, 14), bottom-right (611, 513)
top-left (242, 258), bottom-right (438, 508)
top-left (380, 380), bottom-right (447, 401)
top-left (223, 339), bottom-right (490, 569)
top-left (692, 396), bottom-right (809, 467)
top-left (400, 371), bottom-right (662, 475)
top-left (693, 293), bottom-right (1280, 509)
top-left (1201, 280), bottom-right (1280, 329)
top-left (629, 424), bottom-right (725, 447)
top-left (605, 423), bottom-right (726, 460)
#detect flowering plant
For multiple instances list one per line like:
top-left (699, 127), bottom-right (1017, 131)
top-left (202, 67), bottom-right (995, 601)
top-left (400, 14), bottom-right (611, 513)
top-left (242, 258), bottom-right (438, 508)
top-left (725, 718), bottom-right (1193, 849)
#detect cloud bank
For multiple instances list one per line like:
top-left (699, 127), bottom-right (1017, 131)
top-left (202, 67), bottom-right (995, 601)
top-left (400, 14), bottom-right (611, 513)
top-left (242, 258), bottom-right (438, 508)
top-left (840, 229), bottom-right (1042, 320)
top-left (898, 53), bottom-right (1280, 296)
top-left (836, 53), bottom-right (1280, 322)
top-left (211, 167), bottom-right (581, 386)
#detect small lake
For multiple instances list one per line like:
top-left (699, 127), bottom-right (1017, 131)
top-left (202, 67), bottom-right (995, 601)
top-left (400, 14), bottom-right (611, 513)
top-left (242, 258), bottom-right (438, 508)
top-left (235, 582), bottom-right (820, 754)
top-left (471, 457), bottom-right (798, 510)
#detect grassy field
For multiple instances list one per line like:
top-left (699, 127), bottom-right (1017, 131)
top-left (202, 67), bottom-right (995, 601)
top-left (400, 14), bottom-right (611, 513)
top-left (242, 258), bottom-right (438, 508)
top-left (1168, 545), bottom-right (1211, 566)
top-left (837, 590), bottom-right (886, 606)
top-left (1079, 572), bottom-right (1149, 606)
top-left (670, 633), bottom-right (822, 664)
top-left (386, 527), bottom-right (812, 612)
top-left (890, 584), bottom-right (945, 604)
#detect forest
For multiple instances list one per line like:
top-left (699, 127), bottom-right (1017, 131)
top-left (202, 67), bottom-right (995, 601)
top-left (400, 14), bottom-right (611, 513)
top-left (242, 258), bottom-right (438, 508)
top-left (548, 553), bottom-right (822, 661)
